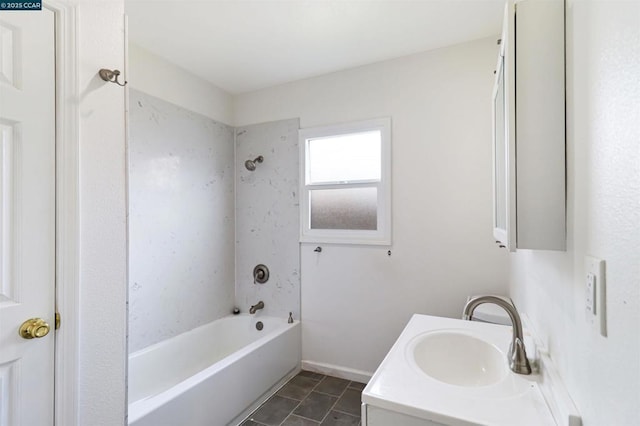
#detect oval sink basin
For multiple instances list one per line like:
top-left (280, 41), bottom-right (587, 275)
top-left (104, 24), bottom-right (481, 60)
top-left (410, 330), bottom-right (507, 387)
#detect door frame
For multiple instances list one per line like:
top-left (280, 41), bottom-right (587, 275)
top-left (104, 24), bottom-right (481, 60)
top-left (44, 1), bottom-right (80, 425)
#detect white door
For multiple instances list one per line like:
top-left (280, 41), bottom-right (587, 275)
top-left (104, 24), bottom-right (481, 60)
top-left (0, 8), bottom-right (56, 426)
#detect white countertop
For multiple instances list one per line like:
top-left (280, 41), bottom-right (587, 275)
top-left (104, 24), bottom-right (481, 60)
top-left (362, 314), bottom-right (557, 426)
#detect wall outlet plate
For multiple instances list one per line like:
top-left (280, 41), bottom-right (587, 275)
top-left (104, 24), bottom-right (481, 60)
top-left (584, 256), bottom-right (606, 336)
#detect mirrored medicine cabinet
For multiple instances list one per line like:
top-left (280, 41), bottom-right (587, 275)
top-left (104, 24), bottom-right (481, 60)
top-left (492, 0), bottom-right (566, 251)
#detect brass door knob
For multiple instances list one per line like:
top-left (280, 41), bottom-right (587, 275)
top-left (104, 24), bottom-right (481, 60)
top-left (19, 318), bottom-right (50, 339)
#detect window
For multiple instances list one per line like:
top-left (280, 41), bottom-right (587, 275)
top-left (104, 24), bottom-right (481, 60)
top-left (299, 118), bottom-right (391, 245)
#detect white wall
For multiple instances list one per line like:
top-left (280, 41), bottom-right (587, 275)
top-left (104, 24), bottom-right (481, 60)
top-left (128, 43), bottom-right (233, 124)
top-left (509, 1), bottom-right (640, 425)
top-left (128, 90), bottom-right (235, 352)
top-left (234, 37), bottom-right (510, 375)
top-left (76, 1), bottom-right (127, 424)
top-left (235, 119), bottom-right (300, 319)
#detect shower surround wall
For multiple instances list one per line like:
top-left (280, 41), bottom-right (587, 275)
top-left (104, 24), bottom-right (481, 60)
top-left (235, 119), bottom-right (301, 320)
top-left (128, 90), bottom-right (236, 352)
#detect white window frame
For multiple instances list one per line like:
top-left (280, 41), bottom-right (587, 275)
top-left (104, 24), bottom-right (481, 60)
top-left (299, 117), bottom-right (391, 245)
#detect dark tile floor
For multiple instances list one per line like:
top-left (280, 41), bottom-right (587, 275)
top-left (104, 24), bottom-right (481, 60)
top-left (241, 371), bottom-right (367, 426)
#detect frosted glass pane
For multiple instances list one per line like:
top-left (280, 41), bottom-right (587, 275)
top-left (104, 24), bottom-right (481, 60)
top-left (310, 188), bottom-right (377, 230)
top-left (308, 131), bottom-right (381, 183)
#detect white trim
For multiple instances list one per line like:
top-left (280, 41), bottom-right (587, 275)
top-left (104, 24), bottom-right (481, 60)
top-left (298, 117), bottom-right (392, 246)
top-left (123, 13), bottom-right (131, 424)
top-left (491, 48), bottom-right (503, 244)
top-left (491, 2), bottom-right (517, 251)
top-left (301, 360), bottom-right (372, 384)
top-left (505, 0), bottom-right (517, 252)
top-left (47, 0), bottom-right (80, 425)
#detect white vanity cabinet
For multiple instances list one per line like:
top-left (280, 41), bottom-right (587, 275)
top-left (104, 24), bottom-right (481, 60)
top-left (492, 0), bottom-right (566, 251)
top-left (363, 405), bottom-right (446, 426)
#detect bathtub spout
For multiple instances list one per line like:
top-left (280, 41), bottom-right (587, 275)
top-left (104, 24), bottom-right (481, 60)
top-left (249, 301), bottom-right (264, 314)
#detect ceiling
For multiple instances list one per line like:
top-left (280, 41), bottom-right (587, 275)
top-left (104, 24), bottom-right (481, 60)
top-left (126, 1), bottom-right (504, 94)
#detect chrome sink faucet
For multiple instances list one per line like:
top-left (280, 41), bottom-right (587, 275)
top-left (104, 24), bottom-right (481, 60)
top-left (462, 295), bottom-right (532, 375)
top-left (249, 301), bottom-right (264, 314)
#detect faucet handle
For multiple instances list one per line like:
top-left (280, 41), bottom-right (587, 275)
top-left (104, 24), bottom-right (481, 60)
top-left (253, 264), bottom-right (269, 284)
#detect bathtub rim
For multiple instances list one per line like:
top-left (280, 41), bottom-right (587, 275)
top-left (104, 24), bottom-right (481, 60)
top-left (127, 316), bottom-right (300, 424)
top-left (129, 313), bottom-right (290, 360)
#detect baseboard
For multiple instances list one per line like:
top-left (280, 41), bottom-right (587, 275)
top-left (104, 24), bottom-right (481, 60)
top-left (301, 360), bottom-right (373, 384)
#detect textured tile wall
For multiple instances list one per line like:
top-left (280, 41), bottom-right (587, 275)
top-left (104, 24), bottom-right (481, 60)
top-left (235, 118), bottom-right (301, 320)
top-left (128, 90), bottom-right (235, 352)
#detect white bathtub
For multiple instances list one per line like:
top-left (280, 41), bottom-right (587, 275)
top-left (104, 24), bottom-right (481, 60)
top-left (128, 314), bottom-right (301, 426)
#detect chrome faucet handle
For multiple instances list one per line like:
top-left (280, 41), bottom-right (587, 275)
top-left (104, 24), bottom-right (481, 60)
top-left (253, 265), bottom-right (269, 284)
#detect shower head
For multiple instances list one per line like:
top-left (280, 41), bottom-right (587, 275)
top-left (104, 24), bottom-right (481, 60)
top-left (245, 155), bottom-right (264, 171)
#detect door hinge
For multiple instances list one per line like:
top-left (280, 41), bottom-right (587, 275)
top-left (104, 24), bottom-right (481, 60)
top-left (55, 312), bottom-right (61, 330)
